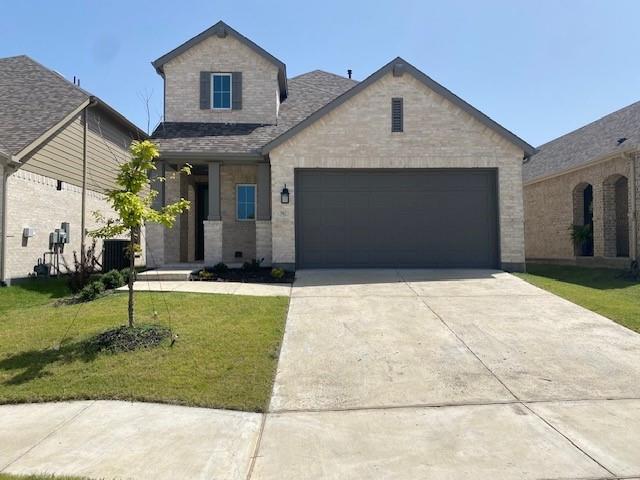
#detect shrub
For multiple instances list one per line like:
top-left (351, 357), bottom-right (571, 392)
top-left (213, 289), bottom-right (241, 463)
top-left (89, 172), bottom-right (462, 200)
top-left (242, 258), bottom-right (263, 272)
top-left (199, 270), bottom-right (215, 280)
top-left (271, 267), bottom-right (285, 279)
top-left (78, 280), bottom-right (105, 302)
top-left (100, 269), bottom-right (125, 290)
top-left (120, 268), bottom-right (137, 285)
top-left (62, 240), bottom-right (100, 293)
top-left (212, 262), bottom-right (229, 275)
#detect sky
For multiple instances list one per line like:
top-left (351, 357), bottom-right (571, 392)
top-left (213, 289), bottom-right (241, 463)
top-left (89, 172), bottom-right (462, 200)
top-left (3, 0), bottom-right (639, 146)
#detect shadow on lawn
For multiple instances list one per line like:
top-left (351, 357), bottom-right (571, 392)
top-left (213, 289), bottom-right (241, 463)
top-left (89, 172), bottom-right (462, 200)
top-left (525, 264), bottom-right (639, 290)
top-left (0, 339), bottom-right (97, 385)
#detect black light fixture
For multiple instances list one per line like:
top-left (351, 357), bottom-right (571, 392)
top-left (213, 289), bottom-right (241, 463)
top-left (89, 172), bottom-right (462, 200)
top-left (280, 184), bottom-right (290, 204)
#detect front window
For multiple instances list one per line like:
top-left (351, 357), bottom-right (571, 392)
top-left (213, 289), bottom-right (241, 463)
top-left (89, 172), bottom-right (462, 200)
top-left (211, 73), bottom-right (232, 109)
top-left (236, 184), bottom-right (256, 221)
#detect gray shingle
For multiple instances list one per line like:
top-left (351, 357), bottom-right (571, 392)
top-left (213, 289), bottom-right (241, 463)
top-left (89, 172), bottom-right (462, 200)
top-left (152, 70), bottom-right (357, 155)
top-left (524, 101), bottom-right (640, 182)
top-left (0, 55), bottom-right (89, 157)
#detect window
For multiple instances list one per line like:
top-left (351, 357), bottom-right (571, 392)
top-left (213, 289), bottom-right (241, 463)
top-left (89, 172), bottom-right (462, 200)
top-left (236, 184), bottom-right (256, 221)
top-left (391, 97), bottom-right (403, 132)
top-left (211, 73), bottom-right (232, 109)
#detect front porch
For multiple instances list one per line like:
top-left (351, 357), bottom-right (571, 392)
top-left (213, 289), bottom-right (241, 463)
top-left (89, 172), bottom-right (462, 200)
top-left (145, 161), bottom-right (273, 269)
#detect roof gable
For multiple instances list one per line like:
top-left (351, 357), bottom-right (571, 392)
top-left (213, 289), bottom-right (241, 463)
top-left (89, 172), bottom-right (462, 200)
top-left (262, 57), bottom-right (535, 156)
top-left (152, 21), bottom-right (288, 100)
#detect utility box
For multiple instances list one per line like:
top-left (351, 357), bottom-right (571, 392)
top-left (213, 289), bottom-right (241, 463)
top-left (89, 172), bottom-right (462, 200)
top-left (22, 227), bottom-right (35, 238)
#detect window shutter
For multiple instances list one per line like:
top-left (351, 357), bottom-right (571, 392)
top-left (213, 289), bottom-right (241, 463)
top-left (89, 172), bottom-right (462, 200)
top-left (200, 72), bottom-right (211, 109)
top-left (232, 72), bottom-right (242, 110)
top-left (391, 97), bottom-right (403, 132)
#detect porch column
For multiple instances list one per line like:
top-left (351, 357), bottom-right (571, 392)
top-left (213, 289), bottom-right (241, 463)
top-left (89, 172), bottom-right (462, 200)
top-left (256, 163), bottom-right (272, 266)
top-left (146, 161), bottom-right (165, 267)
top-left (204, 162), bottom-right (223, 264)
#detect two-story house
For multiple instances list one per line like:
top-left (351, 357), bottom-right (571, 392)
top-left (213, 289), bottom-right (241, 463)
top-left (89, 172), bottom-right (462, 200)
top-left (148, 21), bottom-right (535, 271)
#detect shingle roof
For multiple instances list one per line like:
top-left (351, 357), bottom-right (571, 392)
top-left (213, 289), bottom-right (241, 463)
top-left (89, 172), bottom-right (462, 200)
top-left (0, 55), bottom-right (89, 157)
top-left (524, 101), bottom-right (640, 182)
top-left (0, 55), bottom-right (146, 160)
top-left (152, 70), bottom-right (357, 156)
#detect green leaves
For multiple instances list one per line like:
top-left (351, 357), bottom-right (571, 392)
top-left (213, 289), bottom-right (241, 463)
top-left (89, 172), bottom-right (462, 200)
top-left (89, 140), bottom-right (191, 239)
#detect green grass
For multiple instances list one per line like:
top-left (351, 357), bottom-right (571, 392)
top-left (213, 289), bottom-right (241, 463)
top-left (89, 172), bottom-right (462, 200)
top-left (0, 278), bottom-right (70, 313)
top-left (516, 264), bottom-right (640, 333)
top-left (0, 280), bottom-right (288, 411)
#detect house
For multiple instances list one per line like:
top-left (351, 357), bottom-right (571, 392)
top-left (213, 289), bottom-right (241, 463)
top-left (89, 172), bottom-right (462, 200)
top-left (0, 55), bottom-right (147, 285)
top-left (148, 21), bottom-right (535, 271)
top-left (523, 101), bottom-right (640, 267)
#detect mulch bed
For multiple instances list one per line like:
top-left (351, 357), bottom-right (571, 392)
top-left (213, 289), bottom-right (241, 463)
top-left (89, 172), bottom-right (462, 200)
top-left (85, 324), bottom-right (172, 354)
top-left (190, 267), bottom-right (294, 284)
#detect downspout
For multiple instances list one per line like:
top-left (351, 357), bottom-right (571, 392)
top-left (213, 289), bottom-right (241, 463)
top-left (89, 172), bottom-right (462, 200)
top-left (1, 157), bottom-right (16, 286)
top-left (80, 96), bottom-right (98, 266)
top-left (631, 152), bottom-right (638, 262)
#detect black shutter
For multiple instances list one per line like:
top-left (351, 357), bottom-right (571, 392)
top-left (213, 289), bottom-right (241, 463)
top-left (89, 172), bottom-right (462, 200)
top-left (200, 72), bottom-right (211, 109)
top-left (391, 98), bottom-right (403, 132)
top-left (232, 72), bottom-right (242, 110)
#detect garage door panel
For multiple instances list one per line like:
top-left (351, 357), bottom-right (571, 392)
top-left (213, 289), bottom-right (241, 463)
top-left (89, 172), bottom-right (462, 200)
top-left (296, 169), bottom-right (498, 268)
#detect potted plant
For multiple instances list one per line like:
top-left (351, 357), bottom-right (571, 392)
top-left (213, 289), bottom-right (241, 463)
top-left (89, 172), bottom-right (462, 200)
top-left (569, 224), bottom-right (593, 256)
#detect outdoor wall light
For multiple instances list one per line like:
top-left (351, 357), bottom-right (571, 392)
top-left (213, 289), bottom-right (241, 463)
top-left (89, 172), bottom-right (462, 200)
top-left (280, 185), bottom-right (290, 204)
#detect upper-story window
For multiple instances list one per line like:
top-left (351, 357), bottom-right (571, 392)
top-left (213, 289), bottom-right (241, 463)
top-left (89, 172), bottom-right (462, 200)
top-left (211, 73), bottom-right (232, 109)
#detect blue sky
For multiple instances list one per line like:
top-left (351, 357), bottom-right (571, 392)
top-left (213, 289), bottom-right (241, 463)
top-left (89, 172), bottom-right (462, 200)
top-left (3, 0), bottom-right (639, 146)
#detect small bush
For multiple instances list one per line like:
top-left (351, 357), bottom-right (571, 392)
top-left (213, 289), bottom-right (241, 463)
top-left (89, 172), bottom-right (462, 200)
top-left (63, 240), bottom-right (100, 293)
top-left (242, 258), bottom-right (263, 272)
top-left (78, 280), bottom-right (105, 302)
top-left (271, 268), bottom-right (285, 279)
top-left (120, 268), bottom-right (136, 285)
top-left (100, 269), bottom-right (125, 290)
top-left (199, 270), bottom-right (215, 280)
top-left (212, 262), bottom-right (229, 275)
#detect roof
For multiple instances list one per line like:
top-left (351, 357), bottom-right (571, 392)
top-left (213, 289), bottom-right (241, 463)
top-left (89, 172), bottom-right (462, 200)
top-left (152, 21), bottom-right (288, 100)
top-left (153, 58), bottom-right (535, 158)
top-left (152, 70), bottom-right (357, 157)
top-left (524, 101), bottom-right (640, 183)
top-left (0, 55), bottom-right (146, 161)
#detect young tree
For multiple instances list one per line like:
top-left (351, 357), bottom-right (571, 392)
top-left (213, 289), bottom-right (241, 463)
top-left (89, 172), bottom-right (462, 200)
top-left (91, 140), bottom-right (190, 327)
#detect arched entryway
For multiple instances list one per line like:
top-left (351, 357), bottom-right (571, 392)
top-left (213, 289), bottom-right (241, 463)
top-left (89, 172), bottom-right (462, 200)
top-left (603, 174), bottom-right (630, 257)
top-left (572, 183), bottom-right (594, 256)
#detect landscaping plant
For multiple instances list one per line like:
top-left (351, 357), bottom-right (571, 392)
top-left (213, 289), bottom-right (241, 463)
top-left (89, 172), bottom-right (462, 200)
top-left (62, 240), bottom-right (100, 293)
top-left (90, 140), bottom-right (190, 327)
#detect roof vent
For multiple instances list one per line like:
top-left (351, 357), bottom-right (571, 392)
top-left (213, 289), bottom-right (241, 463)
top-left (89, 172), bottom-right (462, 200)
top-left (617, 137), bottom-right (627, 145)
top-left (393, 62), bottom-right (405, 77)
top-left (347, 69), bottom-right (352, 79)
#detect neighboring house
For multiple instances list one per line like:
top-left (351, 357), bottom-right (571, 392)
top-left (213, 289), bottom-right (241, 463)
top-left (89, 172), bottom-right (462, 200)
top-left (523, 101), bottom-right (640, 267)
top-left (149, 21), bottom-right (535, 271)
top-left (0, 55), bottom-right (147, 284)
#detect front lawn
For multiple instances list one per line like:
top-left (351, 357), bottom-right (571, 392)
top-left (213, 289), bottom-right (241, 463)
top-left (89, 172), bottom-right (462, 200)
top-left (516, 264), bottom-right (640, 333)
top-left (0, 279), bottom-right (288, 411)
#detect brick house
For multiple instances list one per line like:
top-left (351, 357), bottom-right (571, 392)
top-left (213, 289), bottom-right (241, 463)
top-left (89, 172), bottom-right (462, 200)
top-left (148, 21), bottom-right (535, 271)
top-left (523, 101), bottom-right (640, 267)
top-left (0, 56), bottom-right (146, 284)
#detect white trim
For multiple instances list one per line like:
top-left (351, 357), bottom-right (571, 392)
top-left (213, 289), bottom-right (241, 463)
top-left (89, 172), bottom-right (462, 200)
top-left (236, 183), bottom-right (256, 221)
top-left (210, 73), bottom-right (232, 110)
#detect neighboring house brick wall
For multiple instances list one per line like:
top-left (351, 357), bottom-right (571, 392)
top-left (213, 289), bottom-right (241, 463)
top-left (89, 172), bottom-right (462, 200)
top-left (163, 34), bottom-right (280, 124)
top-left (523, 155), bottom-right (635, 260)
top-left (269, 71), bottom-right (526, 268)
top-left (4, 169), bottom-right (117, 279)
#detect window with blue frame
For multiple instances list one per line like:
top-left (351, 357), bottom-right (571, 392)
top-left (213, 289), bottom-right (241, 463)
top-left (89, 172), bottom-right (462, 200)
top-left (211, 73), bottom-right (232, 109)
top-left (236, 184), bottom-right (256, 221)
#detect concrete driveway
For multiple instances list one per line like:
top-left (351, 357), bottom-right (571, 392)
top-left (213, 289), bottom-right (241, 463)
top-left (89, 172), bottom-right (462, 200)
top-left (3, 269), bottom-right (640, 480)
top-left (253, 269), bottom-right (640, 479)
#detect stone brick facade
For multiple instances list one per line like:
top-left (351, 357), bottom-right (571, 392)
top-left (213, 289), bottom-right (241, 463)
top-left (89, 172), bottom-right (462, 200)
top-left (220, 164), bottom-right (257, 263)
top-left (163, 34), bottom-right (280, 125)
top-left (269, 71), bottom-right (526, 269)
top-left (524, 154), bottom-right (638, 263)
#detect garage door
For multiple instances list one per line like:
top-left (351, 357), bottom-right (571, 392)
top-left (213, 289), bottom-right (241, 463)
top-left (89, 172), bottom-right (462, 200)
top-left (295, 169), bottom-right (499, 268)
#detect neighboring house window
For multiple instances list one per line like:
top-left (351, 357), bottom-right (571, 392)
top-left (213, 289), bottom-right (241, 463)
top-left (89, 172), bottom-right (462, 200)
top-left (211, 73), bottom-right (232, 109)
top-left (391, 97), bottom-right (403, 132)
top-left (236, 184), bottom-right (256, 221)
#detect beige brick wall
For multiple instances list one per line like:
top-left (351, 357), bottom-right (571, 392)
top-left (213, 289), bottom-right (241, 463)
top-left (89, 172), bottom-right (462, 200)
top-left (4, 169), bottom-right (120, 280)
top-left (524, 154), bottom-right (636, 260)
top-left (269, 71), bottom-right (526, 268)
top-left (163, 34), bottom-right (280, 124)
top-left (220, 164), bottom-right (257, 263)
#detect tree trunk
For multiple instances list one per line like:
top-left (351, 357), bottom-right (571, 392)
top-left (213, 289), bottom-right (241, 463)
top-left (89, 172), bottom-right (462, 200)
top-left (128, 232), bottom-right (135, 328)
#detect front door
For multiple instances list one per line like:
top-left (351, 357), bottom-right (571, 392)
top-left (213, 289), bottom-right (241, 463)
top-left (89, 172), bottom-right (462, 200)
top-left (195, 184), bottom-right (208, 260)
